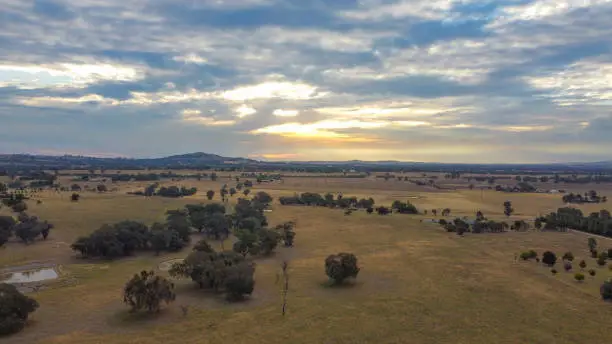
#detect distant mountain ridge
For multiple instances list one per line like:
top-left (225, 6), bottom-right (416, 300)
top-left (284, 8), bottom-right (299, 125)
top-left (0, 152), bottom-right (611, 172)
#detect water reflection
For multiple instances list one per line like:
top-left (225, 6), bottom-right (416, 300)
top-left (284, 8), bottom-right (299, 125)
top-left (2, 268), bottom-right (59, 283)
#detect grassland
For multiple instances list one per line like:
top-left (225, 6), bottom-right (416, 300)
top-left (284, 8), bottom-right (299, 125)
top-left (2, 174), bottom-right (612, 344)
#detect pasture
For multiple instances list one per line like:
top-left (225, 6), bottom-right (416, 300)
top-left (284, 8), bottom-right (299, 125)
top-left (2, 173), bottom-right (612, 344)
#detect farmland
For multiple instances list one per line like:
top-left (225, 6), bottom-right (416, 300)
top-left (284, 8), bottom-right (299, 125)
top-left (1, 172), bottom-right (612, 344)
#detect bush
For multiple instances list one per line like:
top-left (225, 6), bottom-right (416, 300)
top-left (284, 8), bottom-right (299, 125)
top-left (597, 256), bottom-right (607, 266)
top-left (11, 202), bottom-right (27, 213)
top-left (601, 279), bottom-right (612, 301)
top-left (562, 252), bottom-right (574, 261)
top-left (579, 260), bottom-right (587, 269)
top-left (542, 251), bottom-right (557, 266)
top-left (325, 253), bottom-right (360, 284)
top-left (0, 283), bottom-right (39, 335)
top-left (123, 271), bottom-right (175, 313)
top-left (520, 250), bottom-right (538, 261)
top-left (574, 273), bottom-right (585, 282)
top-left (71, 193), bottom-right (80, 202)
top-left (551, 268), bottom-right (558, 275)
top-left (589, 269), bottom-right (596, 276)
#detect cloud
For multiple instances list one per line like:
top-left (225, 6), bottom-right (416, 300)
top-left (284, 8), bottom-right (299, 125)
top-left (221, 81), bottom-right (325, 101)
top-left (0, 62), bottom-right (145, 89)
top-left (524, 58), bottom-right (612, 105)
top-left (180, 109), bottom-right (236, 126)
top-left (1, 0), bottom-right (612, 162)
top-left (273, 109), bottom-right (299, 117)
top-left (235, 104), bottom-right (257, 118)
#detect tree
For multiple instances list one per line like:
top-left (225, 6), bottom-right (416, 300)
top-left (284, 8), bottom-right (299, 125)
top-left (542, 251), bottom-right (557, 266)
top-left (601, 279), bottom-right (612, 300)
top-left (503, 201), bottom-right (513, 217)
top-left (0, 183), bottom-right (6, 193)
top-left (150, 227), bottom-right (185, 255)
top-left (224, 264), bottom-right (256, 301)
top-left (534, 218), bottom-right (542, 229)
top-left (71, 193), bottom-right (80, 202)
top-left (441, 208), bottom-right (451, 216)
top-left (169, 249), bottom-right (255, 301)
top-left (574, 272), bottom-right (585, 282)
top-left (588, 237), bottom-right (597, 252)
top-left (476, 211), bottom-right (484, 221)
top-left (243, 189), bottom-right (251, 197)
top-left (562, 252), bottom-right (574, 261)
top-left (253, 191), bottom-right (273, 205)
top-left (325, 253), bottom-right (360, 284)
top-left (193, 239), bottom-right (215, 253)
top-left (0, 283), bottom-right (39, 335)
top-left (229, 188), bottom-right (237, 197)
top-left (589, 269), bottom-right (596, 276)
top-left (376, 206), bottom-right (391, 215)
top-left (366, 207), bottom-right (374, 214)
top-left (579, 260), bottom-right (587, 269)
top-left (205, 190), bottom-right (214, 200)
top-left (123, 271), bottom-right (175, 313)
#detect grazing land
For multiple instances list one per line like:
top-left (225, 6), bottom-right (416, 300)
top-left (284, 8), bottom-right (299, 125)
top-left (2, 172), bottom-right (612, 344)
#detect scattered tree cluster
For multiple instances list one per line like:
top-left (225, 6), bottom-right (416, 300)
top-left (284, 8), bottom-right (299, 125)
top-left (131, 184), bottom-right (197, 198)
top-left (169, 240), bottom-right (256, 301)
top-left (562, 191), bottom-right (607, 204)
top-left (538, 208), bottom-right (612, 237)
top-left (279, 192), bottom-right (374, 209)
top-left (71, 219), bottom-right (189, 259)
top-left (0, 213), bottom-right (53, 247)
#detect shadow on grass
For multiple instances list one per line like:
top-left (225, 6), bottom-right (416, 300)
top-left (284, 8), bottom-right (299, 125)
top-left (108, 306), bottom-right (177, 328)
top-left (319, 278), bottom-right (360, 290)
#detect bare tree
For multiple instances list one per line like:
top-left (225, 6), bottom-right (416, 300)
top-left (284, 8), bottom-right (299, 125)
top-left (276, 261), bottom-right (289, 316)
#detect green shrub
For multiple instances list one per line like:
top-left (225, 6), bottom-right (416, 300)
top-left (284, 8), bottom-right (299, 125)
top-left (520, 250), bottom-right (538, 261)
top-left (325, 253), bottom-right (360, 284)
top-left (574, 273), bottom-right (585, 282)
top-left (562, 252), bottom-right (574, 261)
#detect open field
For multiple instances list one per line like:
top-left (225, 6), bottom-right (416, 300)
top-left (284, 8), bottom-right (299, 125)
top-left (2, 175), bottom-right (612, 344)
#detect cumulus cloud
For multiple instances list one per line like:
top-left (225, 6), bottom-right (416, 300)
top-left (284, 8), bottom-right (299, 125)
top-left (273, 109), bottom-right (299, 117)
top-left (1, 0), bottom-right (611, 162)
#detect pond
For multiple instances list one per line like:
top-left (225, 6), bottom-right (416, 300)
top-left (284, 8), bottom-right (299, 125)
top-left (1, 267), bottom-right (59, 284)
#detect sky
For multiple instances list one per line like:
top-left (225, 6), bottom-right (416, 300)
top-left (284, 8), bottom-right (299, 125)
top-left (1, 0), bottom-right (611, 163)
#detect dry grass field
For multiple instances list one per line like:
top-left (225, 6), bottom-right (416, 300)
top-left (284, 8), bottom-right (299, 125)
top-left (2, 173), bottom-right (612, 344)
